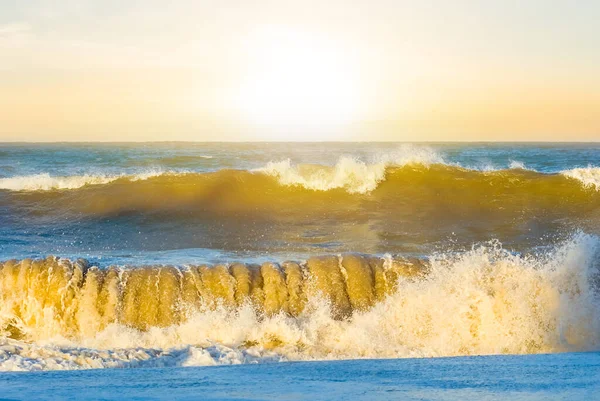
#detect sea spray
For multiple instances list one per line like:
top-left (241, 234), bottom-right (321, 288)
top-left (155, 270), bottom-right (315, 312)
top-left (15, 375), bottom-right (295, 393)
top-left (0, 169), bottom-right (166, 191)
top-left (1, 234), bottom-right (599, 371)
top-left (562, 166), bottom-right (600, 190)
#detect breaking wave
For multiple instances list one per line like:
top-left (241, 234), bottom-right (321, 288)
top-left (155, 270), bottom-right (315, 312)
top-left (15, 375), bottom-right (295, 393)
top-left (257, 145), bottom-right (446, 193)
top-left (562, 166), bottom-right (600, 191)
top-left (1, 155), bottom-right (599, 196)
top-left (0, 170), bottom-right (165, 191)
top-left (1, 234), bottom-right (599, 371)
top-left (1, 164), bottom-right (598, 226)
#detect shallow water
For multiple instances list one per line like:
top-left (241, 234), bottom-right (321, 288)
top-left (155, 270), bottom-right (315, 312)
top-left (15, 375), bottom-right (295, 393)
top-left (1, 352), bottom-right (598, 400)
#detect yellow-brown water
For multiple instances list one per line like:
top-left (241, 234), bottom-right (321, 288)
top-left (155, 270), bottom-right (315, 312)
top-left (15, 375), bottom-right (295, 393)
top-left (7, 166), bottom-right (599, 216)
top-left (3, 165), bottom-right (600, 257)
top-left (1, 234), bottom-right (599, 370)
top-left (2, 144), bottom-right (600, 370)
top-left (0, 254), bottom-right (425, 338)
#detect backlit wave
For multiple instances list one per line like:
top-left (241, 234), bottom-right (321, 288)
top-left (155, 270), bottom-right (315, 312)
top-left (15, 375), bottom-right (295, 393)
top-left (1, 158), bottom-right (599, 195)
top-left (1, 165), bottom-right (598, 222)
top-left (1, 234), bottom-right (599, 371)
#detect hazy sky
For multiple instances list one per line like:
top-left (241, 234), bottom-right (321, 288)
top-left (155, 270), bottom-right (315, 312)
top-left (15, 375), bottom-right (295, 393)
top-left (1, 0), bottom-right (599, 141)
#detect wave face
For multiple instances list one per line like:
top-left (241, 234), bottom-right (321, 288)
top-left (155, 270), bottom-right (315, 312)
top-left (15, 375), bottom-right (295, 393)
top-left (3, 158), bottom-right (600, 195)
top-left (2, 161), bottom-right (599, 258)
top-left (0, 235), bottom-right (599, 371)
top-left (3, 165), bottom-right (599, 214)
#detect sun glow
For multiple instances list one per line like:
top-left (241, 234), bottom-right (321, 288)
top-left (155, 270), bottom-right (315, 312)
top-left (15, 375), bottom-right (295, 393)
top-left (235, 26), bottom-right (363, 134)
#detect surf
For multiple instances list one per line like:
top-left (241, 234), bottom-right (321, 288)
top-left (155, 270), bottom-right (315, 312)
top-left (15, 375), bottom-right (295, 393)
top-left (1, 164), bottom-right (598, 221)
top-left (1, 234), bottom-right (599, 371)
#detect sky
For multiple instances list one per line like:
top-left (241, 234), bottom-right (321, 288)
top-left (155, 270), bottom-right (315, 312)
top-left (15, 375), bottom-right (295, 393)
top-left (0, 0), bottom-right (599, 142)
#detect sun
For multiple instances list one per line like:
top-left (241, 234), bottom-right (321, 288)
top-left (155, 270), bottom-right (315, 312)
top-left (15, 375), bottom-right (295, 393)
top-left (235, 26), bottom-right (363, 137)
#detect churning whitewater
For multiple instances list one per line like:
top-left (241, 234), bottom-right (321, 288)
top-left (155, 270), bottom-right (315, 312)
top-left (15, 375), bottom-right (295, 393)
top-left (1, 234), bottom-right (599, 371)
top-left (1, 143), bottom-right (600, 371)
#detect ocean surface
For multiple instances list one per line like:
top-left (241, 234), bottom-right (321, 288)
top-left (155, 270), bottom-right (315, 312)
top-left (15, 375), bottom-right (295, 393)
top-left (2, 352), bottom-right (599, 400)
top-left (1, 142), bottom-right (600, 384)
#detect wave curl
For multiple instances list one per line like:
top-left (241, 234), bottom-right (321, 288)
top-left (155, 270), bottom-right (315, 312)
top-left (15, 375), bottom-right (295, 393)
top-left (1, 234), bottom-right (599, 371)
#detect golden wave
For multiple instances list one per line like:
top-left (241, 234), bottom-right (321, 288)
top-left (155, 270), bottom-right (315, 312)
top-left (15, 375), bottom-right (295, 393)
top-left (1, 234), bottom-right (599, 362)
top-left (4, 166), bottom-right (599, 218)
top-left (0, 254), bottom-right (425, 338)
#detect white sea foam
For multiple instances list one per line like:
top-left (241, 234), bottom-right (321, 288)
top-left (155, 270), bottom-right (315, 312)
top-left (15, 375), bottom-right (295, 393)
top-left (0, 338), bottom-right (283, 371)
top-left (509, 160), bottom-right (528, 170)
top-left (1, 234), bottom-right (598, 371)
top-left (257, 145), bottom-right (446, 193)
top-left (0, 170), bottom-right (166, 191)
top-left (2, 151), bottom-right (600, 194)
top-left (562, 166), bottom-right (600, 191)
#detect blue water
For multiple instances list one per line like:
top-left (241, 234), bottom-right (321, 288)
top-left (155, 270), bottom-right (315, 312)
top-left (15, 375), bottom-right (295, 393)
top-left (1, 142), bottom-right (600, 177)
top-left (1, 352), bottom-right (598, 400)
top-left (1, 142), bottom-right (600, 393)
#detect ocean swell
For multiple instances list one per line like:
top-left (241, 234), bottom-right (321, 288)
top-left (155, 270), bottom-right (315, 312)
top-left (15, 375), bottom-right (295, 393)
top-left (2, 160), bottom-right (600, 196)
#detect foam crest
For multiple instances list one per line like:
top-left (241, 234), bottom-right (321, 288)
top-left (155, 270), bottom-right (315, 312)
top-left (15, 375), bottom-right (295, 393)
top-left (258, 158), bottom-right (387, 193)
top-left (258, 145), bottom-right (445, 193)
top-left (0, 173), bottom-right (119, 191)
top-left (1, 235), bottom-right (599, 371)
top-left (509, 160), bottom-right (528, 170)
top-left (0, 170), bottom-right (166, 191)
top-left (562, 166), bottom-right (600, 190)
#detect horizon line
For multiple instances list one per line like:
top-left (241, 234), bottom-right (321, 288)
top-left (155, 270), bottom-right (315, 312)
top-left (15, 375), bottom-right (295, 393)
top-left (1, 140), bottom-right (600, 145)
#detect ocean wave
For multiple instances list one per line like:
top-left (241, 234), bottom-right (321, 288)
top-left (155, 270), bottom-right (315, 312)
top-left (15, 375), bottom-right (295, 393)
top-left (0, 173), bottom-right (120, 191)
top-left (257, 157), bottom-right (387, 193)
top-left (1, 146), bottom-right (599, 195)
top-left (562, 166), bottom-right (600, 191)
top-left (0, 164), bottom-right (597, 226)
top-left (0, 170), bottom-right (167, 191)
top-left (257, 145), bottom-right (446, 193)
top-left (1, 234), bottom-right (599, 371)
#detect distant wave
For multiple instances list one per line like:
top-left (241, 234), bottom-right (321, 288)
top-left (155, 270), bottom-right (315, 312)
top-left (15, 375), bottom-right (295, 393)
top-left (258, 158), bottom-right (600, 195)
top-left (257, 144), bottom-right (446, 193)
top-left (0, 173), bottom-right (120, 191)
top-left (1, 234), bottom-right (599, 370)
top-left (0, 164), bottom-right (598, 227)
top-left (0, 153), bottom-right (599, 198)
top-left (0, 170), bottom-right (166, 191)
